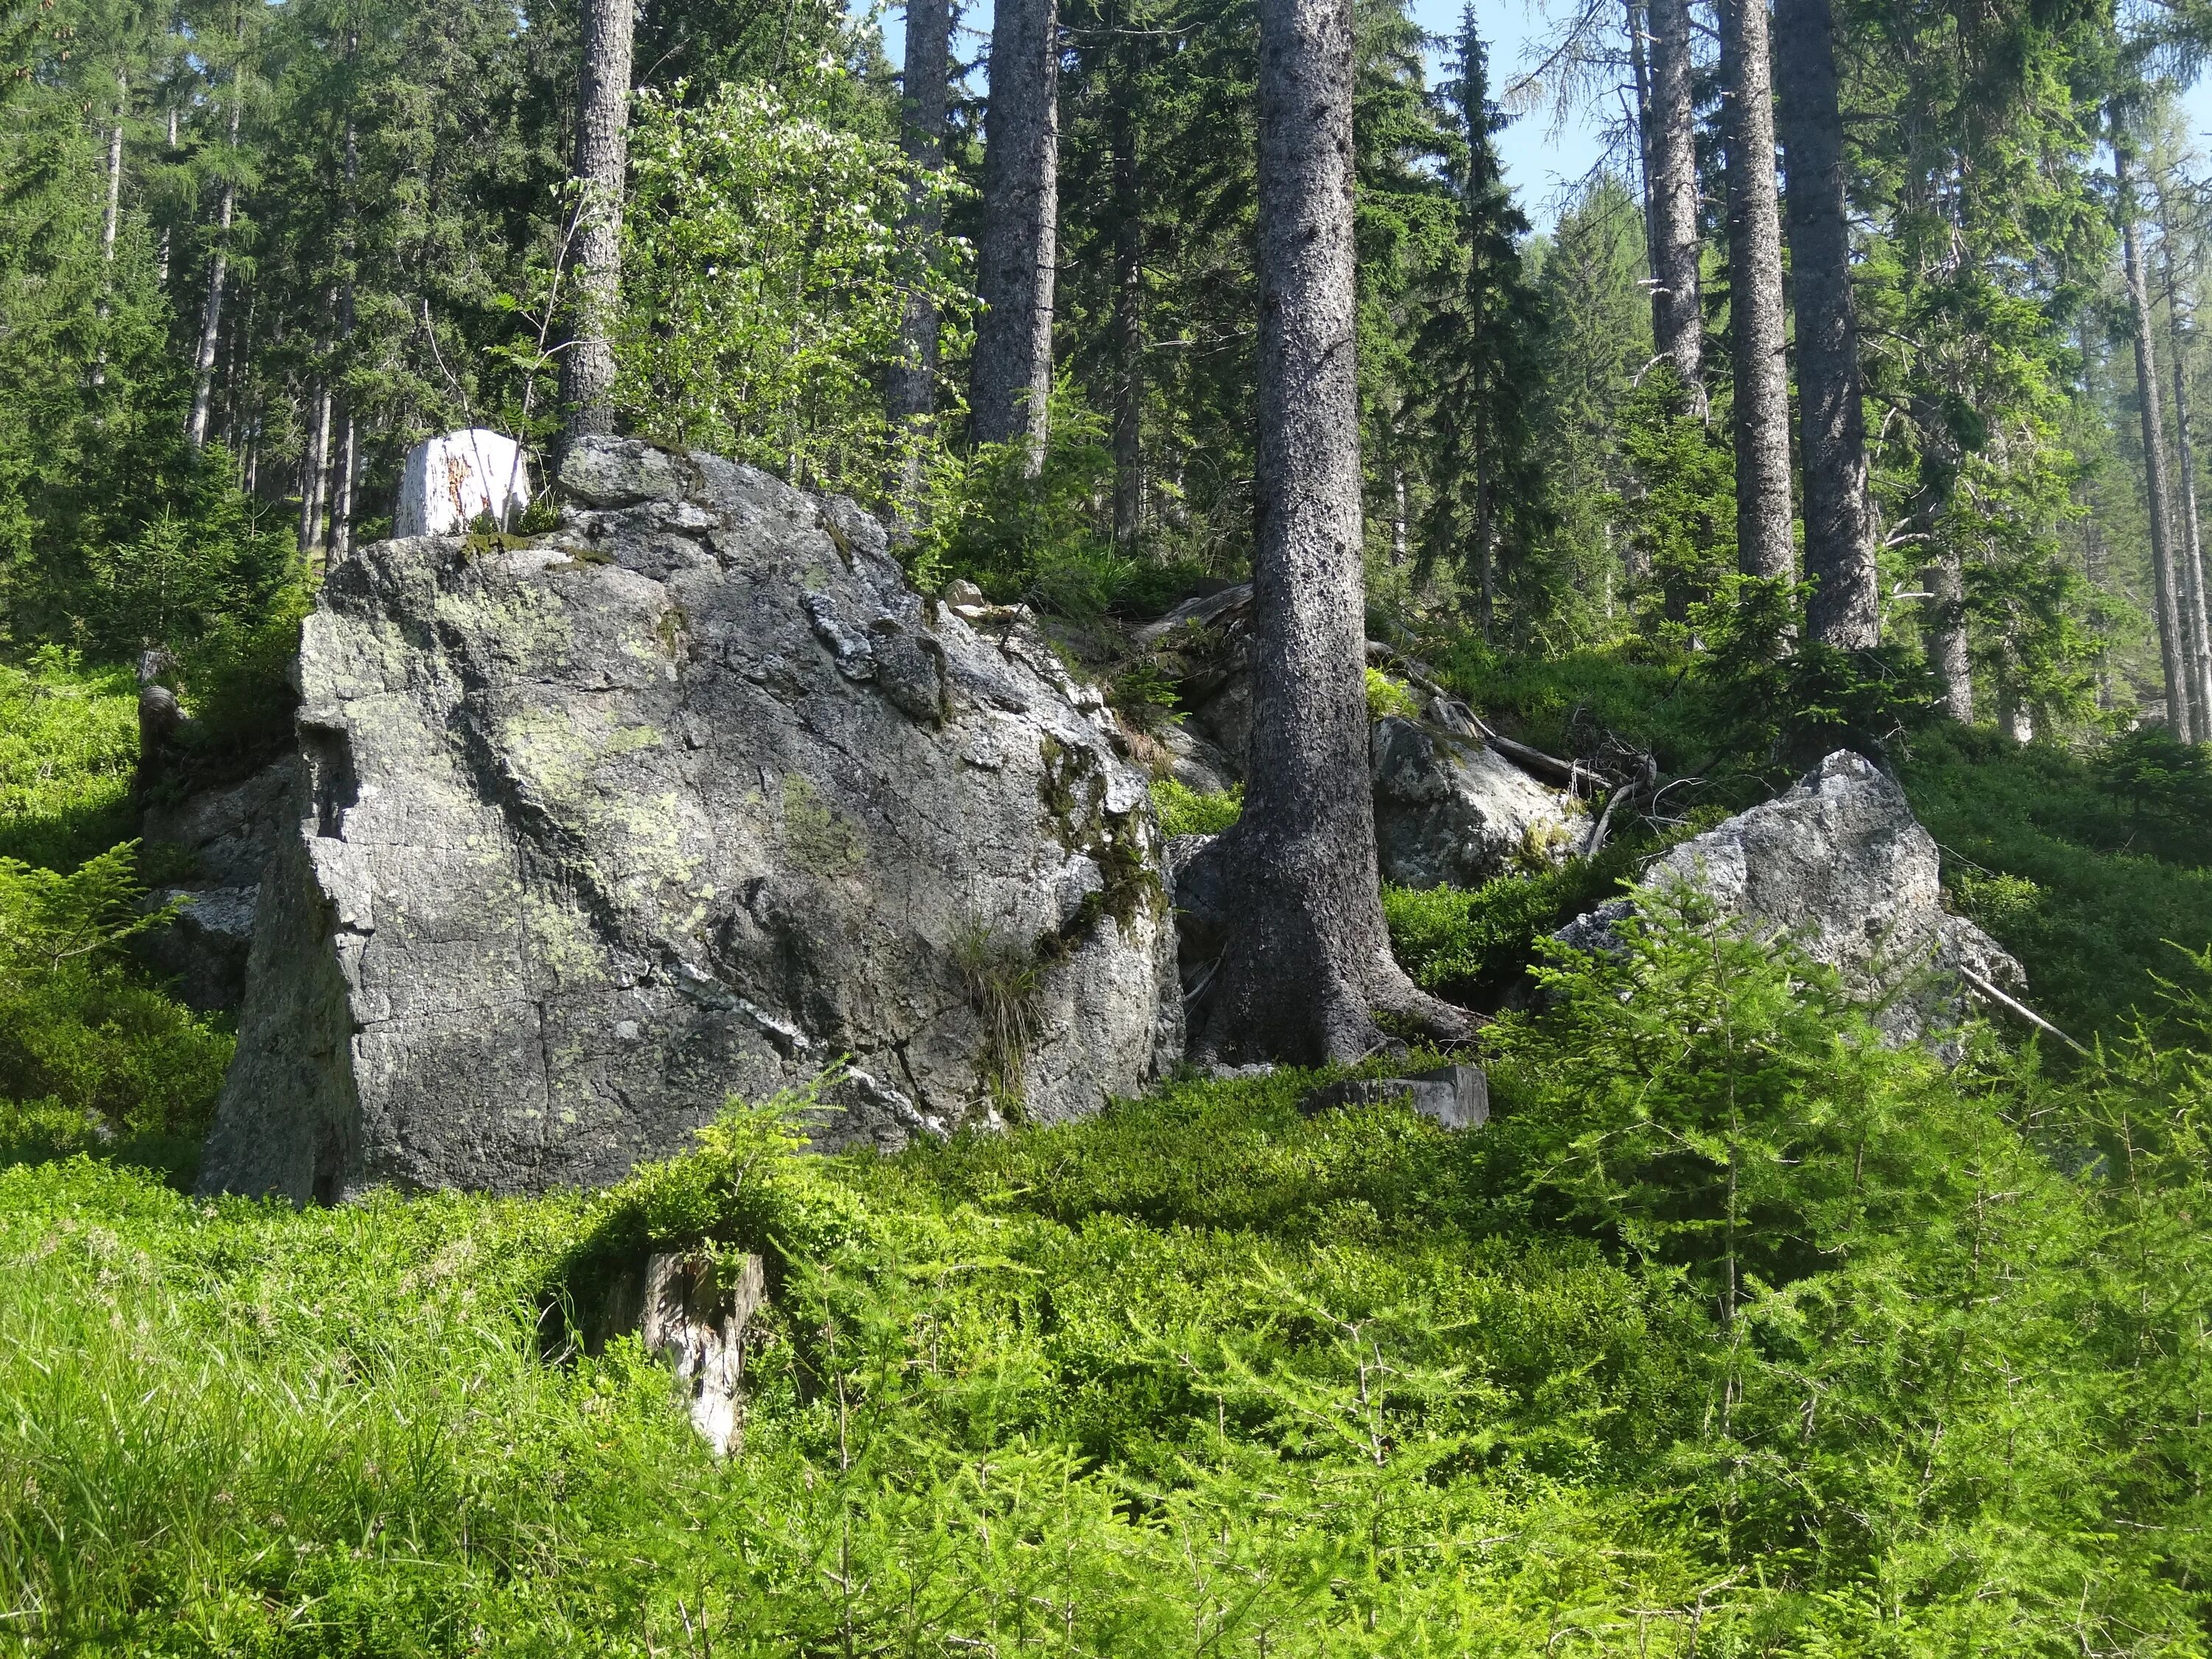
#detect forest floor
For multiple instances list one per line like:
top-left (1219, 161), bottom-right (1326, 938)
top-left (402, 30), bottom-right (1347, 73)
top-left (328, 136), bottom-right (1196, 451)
top-left (4, 650), bottom-right (2212, 1655)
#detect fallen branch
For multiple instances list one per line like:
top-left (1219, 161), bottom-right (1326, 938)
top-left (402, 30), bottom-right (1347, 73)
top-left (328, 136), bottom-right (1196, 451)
top-left (1582, 784), bottom-right (1630, 860)
top-left (1958, 965), bottom-right (2090, 1057)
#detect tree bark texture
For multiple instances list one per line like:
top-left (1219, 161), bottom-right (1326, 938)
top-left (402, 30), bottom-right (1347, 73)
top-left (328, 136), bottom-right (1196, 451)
top-left (973, 0), bottom-right (1060, 459)
top-left (299, 382), bottom-right (332, 556)
top-left (1110, 36), bottom-right (1144, 551)
top-left (186, 91), bottom-right (241, 450)
top-left (2118, 136), bottom-right (2194, 741)
top-left (1925, 546), bottom-right (1971, 721)
top-left (330, 408), bottom-right (358, 563)
top-left (1187, 0), bottom-right (1464, 1064)
top-left (1721, 0), bottom-right (1792, 580)
top-left (103, 69), bottom-right (126, 263)
top-left (2160, 198), bottom-right (2212, 734)
top-left (559, 0), bottom-right (635, 447)
top-left (1775, 0), bottom-right (1877, 643)
top-left (1624, 0), bottom-right (1658, 286)
top-left (1646, 0), bottom-right (1703, 405)
top-left (888, 0), bottom-right (950, 441)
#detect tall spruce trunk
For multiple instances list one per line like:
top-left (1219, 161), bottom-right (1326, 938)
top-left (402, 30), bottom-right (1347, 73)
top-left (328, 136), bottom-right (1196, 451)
top-left (186, 90), bottom-right (242, 449)
top-left (103, 69), bottom-right (125, 262)
top-left (330, 410), bottom-right (357, 563)
top-left (299, 383), bottom-right (333, 556)
top-left (1775, 0), bottom-right (1877, 643)
top-left (1926, 548), bottom-right (1971, 720)
top-left (2117, 133), bottom-right (2194, 740)
top-left (1721, 0), bottom-right (1792, 580)
top-left (1182, 0), bottom-right (1466, 1064)
top-left (2159, 189), bottom-right (2212, 731)
top-left (1110, 35), bottom-right (1144, 551)
top-left (559, 0), bottom-right (636, 446)
top-left (1624, 0), bottom-right (1658, 285)
top-left (888, 0), bottom-right (950, 477)
top-left (1646, 0), bottom-right (1703, 406)
top-left (972, 0), bottom-right (1060, 460)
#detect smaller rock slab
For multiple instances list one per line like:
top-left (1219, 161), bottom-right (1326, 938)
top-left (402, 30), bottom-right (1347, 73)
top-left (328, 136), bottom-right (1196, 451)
top-left (1298, 1063), bottom-right (1489, 1131)
top-left (1554, 750), bottom-right (2024, 1048)
top-left (1371, 716), bottom-right (1584, 890)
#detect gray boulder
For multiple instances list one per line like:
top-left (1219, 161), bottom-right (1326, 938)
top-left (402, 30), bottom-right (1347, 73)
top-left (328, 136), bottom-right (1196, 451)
top-left (198, 437), bottom-right (1180, 1203)
top-left (1554, 750), bottom-right (2023, 1047)
top-left (1370, 715), bottom-right (1584, 889)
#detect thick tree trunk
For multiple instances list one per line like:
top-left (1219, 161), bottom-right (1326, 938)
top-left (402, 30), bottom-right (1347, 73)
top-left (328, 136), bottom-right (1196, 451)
top-left (888, 0), bottom-right (950, 456)
top-left (186, 94), bottom-right (241, 450)
top-left (2159, 192), bottom-right (2212, 733)
top-left (972, 0), bottom-right (1060, 460)
top-left (559, 0), bottom-right (635, 447)
top-left (1721, 0), bottom-right (1792, 580)
top-left (1110, 39), bottom-right (1144, 552)
top-left (2117, 133), bottom-right (2194, 741)
top-left (1646, 0), bottom-right (1703, 406)
top-left (1186, 0), bottom-right (1466, 1065)
top-left (1775, 0), bottom-right (1877, 643)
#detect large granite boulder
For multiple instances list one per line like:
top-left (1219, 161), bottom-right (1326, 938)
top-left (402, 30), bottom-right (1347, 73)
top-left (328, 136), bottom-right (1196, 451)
top-left (1370, 715), bottom-right (1584, 889)
top-left (198, 437), bottom-right (1180, 1203)
top-left (1555, 751), bottom-right (2023, 1046)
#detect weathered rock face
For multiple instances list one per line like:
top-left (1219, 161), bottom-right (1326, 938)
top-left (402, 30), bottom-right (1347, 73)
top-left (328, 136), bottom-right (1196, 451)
top-left (137, 757), bottom-right (296, 1012)
top-left (198, 437), bottom-right (1180, 1203)
top-left (1556, 751), bottom-right (2024, 1046)
top-left (1370, 716), bottom-right (1583, 889)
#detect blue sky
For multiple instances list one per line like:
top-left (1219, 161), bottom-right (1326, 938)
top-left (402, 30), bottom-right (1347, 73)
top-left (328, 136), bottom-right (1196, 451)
top-left (864, 0), bottom-right (2212, 233)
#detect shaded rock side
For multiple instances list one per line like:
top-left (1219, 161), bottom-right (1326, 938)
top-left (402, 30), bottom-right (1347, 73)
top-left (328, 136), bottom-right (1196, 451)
top-left (198, 437), bottom-right (1180, 1203)
top-left (1370, 716), bottom-right (1583, 890)
top-left (1555, 750), bottom-right (2023, 1046)
top-left (136, 757), bottom-right (298, 1012)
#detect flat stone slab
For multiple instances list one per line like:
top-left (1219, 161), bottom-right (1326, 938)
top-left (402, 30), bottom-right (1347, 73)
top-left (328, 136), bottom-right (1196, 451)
top-left (1298, 1062), bottom-right (1489, 1131)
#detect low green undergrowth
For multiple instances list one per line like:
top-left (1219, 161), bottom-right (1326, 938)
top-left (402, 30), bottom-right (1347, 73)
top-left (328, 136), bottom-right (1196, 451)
top-left (0, 651), bottom-right (139, 870)
top-left (1383, 844), bottom-right (1643, 1009)
top-left (7, 893), bottom-right (2212, 1653)
top-left (0, 652), bottom-right (231, 1178)
top-left (1902, 724), bottom-right (2212, 1043)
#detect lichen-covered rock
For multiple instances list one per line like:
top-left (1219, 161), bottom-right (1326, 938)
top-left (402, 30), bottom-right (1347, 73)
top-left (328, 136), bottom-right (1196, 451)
top-left (1370, 716), bottom-right (1584, 889)
top-left (197, 437), bottom-right (1180, 1203)
top-left (1555, 750), bottom-right (2024, 1047)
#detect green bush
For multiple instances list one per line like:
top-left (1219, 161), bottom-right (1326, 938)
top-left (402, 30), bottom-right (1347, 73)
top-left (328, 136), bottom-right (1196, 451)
top-left (1903, 724), bottom-right (2212, 1042)
top-left (1363, 665), bottom-right (1422, 720)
